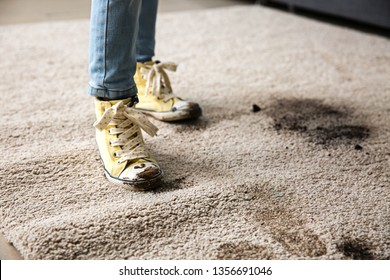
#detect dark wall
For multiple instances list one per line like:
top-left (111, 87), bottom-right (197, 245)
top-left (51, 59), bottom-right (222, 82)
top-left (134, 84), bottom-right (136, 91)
top-left (265, 0), bottom-right (390, 28)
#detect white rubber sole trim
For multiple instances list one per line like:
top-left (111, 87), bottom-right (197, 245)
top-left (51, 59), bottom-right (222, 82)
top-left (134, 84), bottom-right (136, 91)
top-left (104, 170), bottom-right (163, 191)
top-left (136, 105), bottom-right (202, 122)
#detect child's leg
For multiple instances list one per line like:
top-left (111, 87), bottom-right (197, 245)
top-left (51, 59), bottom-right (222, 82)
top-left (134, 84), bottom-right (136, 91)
top-left (136, 0), bottom-right (159, 63)
top-left (88, 0), bottom-right (141, 100)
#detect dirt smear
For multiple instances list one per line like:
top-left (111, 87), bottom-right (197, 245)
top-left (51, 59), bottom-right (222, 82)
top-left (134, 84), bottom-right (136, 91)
top-left (216, 241), bottom-right (275, 260)
top-left (245, 185), bottom-right (327, 258)
top-left (337, 238), bottom-right (375, 260)
top-left (265, 98), bottom-right (370, 146)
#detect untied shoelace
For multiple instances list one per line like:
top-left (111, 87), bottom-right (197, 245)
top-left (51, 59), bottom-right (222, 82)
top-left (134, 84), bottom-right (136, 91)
top-left (94, 100), bottom-right (158, 164)
top-left (140, 62), bottom-right (178, 101)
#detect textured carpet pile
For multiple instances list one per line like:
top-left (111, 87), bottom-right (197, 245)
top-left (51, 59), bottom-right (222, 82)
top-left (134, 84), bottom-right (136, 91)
top-left (0, 6), bottom-right (389, 259)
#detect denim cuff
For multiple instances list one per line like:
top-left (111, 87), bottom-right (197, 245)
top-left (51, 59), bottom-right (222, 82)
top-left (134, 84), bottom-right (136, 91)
top-left (136, 55), bottom-right (153, 63)
top-left (88, 83), bottom-right (138, 100)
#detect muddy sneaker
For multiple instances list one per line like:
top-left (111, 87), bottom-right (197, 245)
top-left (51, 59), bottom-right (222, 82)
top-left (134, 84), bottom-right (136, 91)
top-left (93, 97), bottom-right (162, 190)
top-left (134, 61), bottom-right (202, 121)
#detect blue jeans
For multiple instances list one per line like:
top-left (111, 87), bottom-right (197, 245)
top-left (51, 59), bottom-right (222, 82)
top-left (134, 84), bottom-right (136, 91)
top-left (88, 0), bottom-right (158, 100)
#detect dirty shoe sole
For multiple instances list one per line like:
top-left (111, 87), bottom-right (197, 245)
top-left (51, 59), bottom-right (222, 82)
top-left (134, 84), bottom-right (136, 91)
top-left (136, 104), bottom-right (202, 122)
top-left (104, 170), bottom-right (163, 191)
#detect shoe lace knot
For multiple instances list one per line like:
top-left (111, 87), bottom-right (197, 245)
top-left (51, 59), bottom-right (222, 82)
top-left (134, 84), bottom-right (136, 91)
top-left (140, 62), bottom-right (178, 101)
top-left (93, 100), bottom-right (158, 163)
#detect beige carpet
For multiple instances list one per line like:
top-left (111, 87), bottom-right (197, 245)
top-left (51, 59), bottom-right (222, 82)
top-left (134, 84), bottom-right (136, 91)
top-left (0, 6), bottom-right (389, 260)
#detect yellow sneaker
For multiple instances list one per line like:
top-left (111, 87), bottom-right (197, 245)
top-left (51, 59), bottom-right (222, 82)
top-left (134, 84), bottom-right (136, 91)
top-left (93, 97), bottom-right (162, 190)
top-left (134, 61), bottom-right (202, 121)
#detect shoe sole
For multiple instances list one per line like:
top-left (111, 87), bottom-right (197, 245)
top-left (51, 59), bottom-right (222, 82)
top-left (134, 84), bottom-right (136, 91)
top-left (104, 169), bottom-right (163, 191)
top-left (136, 104), bottom-right (202, 122)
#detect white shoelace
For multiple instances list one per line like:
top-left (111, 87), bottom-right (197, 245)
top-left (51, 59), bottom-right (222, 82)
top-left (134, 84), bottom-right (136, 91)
top-left (140, 62), bottom-right (178, 101)
top-left (94, 100), bottom-right (158, 164)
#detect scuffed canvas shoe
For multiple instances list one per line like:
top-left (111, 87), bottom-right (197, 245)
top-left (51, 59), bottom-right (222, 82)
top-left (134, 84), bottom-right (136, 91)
top-left (134, 61), bottom-right (202, 121)
top-left (94, 97), bottom-right (162, 190)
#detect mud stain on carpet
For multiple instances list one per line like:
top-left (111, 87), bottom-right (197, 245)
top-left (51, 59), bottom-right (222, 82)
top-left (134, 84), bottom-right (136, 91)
top-left (251, 186), bottom-right (327, 258)
top-left (337, 238), bottom-right (375, 260)
top-left (265, 98), bottom-right (370, 146)
top-left (216, 241), bottom-right (275, 260)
